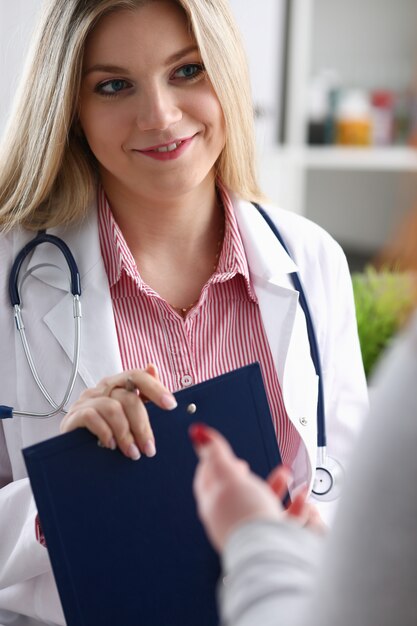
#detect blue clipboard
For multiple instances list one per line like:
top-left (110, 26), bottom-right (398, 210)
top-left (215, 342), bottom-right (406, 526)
top-left (23, 362), bottom-right (282, 626)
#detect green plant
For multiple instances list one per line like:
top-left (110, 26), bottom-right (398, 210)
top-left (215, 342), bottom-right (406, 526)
top-left (352, 267), bottom-right (415, 378)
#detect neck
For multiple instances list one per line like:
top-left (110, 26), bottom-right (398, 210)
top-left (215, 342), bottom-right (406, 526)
top-left (100, 177), bottom-right (225, 314)
top-left (102, 177), bottom-right (220, 255)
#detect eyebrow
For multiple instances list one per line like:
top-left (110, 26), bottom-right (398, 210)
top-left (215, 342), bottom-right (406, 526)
top-left (83, 44), bottom-right (200, 77)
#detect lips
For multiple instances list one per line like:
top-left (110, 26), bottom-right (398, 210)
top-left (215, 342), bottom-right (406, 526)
top-left (143, 140), bottom-right (184, 153)
top-left (134, 135), bottom-right (195, 161)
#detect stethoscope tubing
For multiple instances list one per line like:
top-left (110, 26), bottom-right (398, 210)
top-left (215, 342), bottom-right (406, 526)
top-left (2, 210), bottom-right (326, 447)
top-left (11, 300), bottom-right (81, 418)
top-left (1, 207), bottom-right (341, 498)
top-left (0, 231), bottom-right (82, 419)
top-left (253, 204), bottom-right (327, 449)
top-left (9, 231), bottom-right (81, 306)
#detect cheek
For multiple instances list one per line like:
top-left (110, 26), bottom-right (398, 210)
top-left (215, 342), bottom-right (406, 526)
top-left (78, 102), bottom-right (127, 150)
top-left (202, 98), bottom-right (226, 147)
top-left (191, 87), bottom-right (225, 138)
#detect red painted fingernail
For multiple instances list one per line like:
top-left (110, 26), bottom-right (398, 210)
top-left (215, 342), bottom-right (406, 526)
top-left (189, 423), bottom-right (211, 446)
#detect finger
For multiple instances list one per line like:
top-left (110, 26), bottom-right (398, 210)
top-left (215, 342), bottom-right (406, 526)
top-left (190, 425), bottom-right (242, 482)
top-left (60, 406), bottom-right (116, 450)
top-left (304, 506), bottom-right (328, 534)
top-left (287, 487), bottom-right (309, 519)
top-left (145, 363), bottom-right (160, 381)
top-left (64, 397), bottom-right (141, 461)
top-left (98, 370), bottom-right (177, 410)
top-left (266, 466), bottom-right (291, 502)
top-left (189, 423), bottom-right (213, 448)
top-left (189, 424), bottom-right (236, 462)
top-left (111, 387), bottom-right (156, 457)
top-left (128, 369), bottom-right (176, 408)
top-left (191, 424), bottom-right (249, 498)
top-left (72, 385), bottom-right (111, 403)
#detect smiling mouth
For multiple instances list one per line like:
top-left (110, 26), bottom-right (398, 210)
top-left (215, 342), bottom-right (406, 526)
top-left (133, 136), bottom-right (195, 161)
top-left (139, 136), bottom-right (194, 154)
top-left (149, 141), bottom-right (183, 153)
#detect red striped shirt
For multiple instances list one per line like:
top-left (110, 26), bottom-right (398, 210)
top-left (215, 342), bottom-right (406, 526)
top-left (98, 185), bottom-right (299, 465)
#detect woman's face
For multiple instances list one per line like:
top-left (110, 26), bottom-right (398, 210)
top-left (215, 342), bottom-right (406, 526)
top-left (78, 0), bottom-right (226, 203)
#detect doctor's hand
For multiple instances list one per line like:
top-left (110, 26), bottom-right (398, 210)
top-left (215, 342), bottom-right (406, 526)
top-left (60, 364), bottom-right (177, 460)
top-left (191, 424), bottom-right (317, 552)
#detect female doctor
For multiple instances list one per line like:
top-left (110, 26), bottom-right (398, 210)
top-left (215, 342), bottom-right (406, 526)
top-left (0, 0), bottom-right (368, 624)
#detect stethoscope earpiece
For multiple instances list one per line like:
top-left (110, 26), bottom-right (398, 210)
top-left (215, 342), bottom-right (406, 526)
top-left (312, 455), bottom-right (344, 501)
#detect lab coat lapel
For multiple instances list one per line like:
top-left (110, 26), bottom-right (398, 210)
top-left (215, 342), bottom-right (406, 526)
top-left (24, 205), bottom-right (122, 391)
top-left (233, 198), bottom-right (300, 382)
top-left (233, 198), bottom-right (318, 484)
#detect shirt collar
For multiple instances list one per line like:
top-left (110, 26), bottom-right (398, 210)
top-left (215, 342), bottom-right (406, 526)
top-left (98, 186), bottom-right (143, 289)
top-left (213, 182), bottom-right (257, 301)
top-left (98, 183), bottom-right (257, 302)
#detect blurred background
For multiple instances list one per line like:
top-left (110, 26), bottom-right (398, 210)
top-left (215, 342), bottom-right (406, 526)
top-left (1, 0), bottom-right (417, 273)
top-left (228, 0), bottom-right (417, 272)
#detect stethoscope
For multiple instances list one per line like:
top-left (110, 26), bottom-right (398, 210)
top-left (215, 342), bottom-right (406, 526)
top-left (253, 204), bottom-right (344, 501)
top-left (0, 206), bottom-right (343, 500)
top-left (0, 231), bottom-right (82, 419)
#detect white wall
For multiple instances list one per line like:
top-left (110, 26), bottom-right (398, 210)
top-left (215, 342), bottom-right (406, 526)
top-left (0, 0), bottom-right (43, 137)
top-left (228, 0), bottom-right (287, 151)
top-left (311, 0), bottom-right (417, 91)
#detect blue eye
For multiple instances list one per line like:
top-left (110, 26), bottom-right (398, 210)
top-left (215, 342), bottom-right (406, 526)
top-left (96, 79), bottom-right (130, 96)
top-left (173, 63), bottom-right (204, 80)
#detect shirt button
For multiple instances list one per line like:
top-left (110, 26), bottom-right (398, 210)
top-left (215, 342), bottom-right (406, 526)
top-left (299, 417), bottom-right (308, 426)
top-left (181, 375), bottom-right (193, 387)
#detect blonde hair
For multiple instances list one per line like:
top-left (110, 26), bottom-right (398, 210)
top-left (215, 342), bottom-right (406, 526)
top-left (0, 0), bottom-right (264, 232)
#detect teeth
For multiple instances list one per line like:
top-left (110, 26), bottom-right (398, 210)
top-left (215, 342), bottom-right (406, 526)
top-left (155, 142), bottom-right (180, 153)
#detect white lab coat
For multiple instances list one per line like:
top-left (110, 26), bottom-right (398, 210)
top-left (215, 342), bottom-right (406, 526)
top-left (0, 195), bottom-right (368, 625)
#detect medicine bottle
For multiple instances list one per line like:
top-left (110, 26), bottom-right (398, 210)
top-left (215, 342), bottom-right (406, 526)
top-left (336, 90), bottom-right (372, 146)
top-left (371, 90), bottom-right (394, 146)
top-left (306, 78), bottom-right (328, 145)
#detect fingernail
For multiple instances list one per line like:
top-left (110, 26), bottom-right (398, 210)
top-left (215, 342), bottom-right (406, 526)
top-left (127, 443), bottom-right (141, 461)
top-left (144, 439), bottom-right (156, 457)
top-left (161, 393), bottom-right (177, 410)
top-left (148, 363), bottom-right (158, 377)
top-left (108, 437), bottom-right (117, 450)
top-left (189, 423), bottom-right (211, 446)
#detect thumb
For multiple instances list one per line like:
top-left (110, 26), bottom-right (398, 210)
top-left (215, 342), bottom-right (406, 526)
top-left (191, 424), bottom-right (247, 498)
top-left (189, 423), bottom-right (237, 466)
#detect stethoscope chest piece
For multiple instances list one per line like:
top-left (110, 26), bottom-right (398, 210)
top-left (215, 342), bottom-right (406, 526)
top-left (312, 455), bottom-right (344, 501)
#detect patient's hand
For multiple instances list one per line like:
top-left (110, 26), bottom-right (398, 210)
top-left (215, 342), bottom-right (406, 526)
top-left (191, 424), bottom-right (323, 552)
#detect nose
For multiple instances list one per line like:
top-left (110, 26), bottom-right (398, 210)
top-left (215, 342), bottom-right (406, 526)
top-left (135, 85), bottom-right (182, 132)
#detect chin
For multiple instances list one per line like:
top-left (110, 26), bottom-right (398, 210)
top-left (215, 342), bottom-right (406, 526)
top-left (151, 170), bottom-right (212, 197)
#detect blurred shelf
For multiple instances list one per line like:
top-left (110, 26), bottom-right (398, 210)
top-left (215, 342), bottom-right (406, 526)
top-left (263, 146), bottom-right (417, 172)
top-left (303, 146), bottom-right (417, 171)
